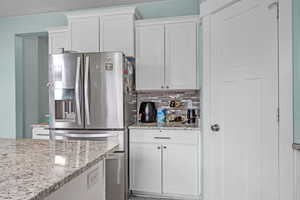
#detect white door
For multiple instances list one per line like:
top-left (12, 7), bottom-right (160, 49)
top-left (100, 14), bottom-right (134, 57)
top-left (130, 143), bottom-right (162, 194)
top-left (165, 22), bottom-right (197, 89)
top-left (162, 144), bottom-right (199, 197)
top-left (205, 1), bottom-right (279, 200)
top-left (135, 25), bottom-right (165, 90)
top-left (69, 17), bottom-right (99, 52)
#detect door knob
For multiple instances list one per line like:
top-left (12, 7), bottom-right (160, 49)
top-left (211, 124), bottom-right (220, 132)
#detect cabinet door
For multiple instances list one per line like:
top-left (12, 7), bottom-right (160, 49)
top-left (206, 1), bottom-right (279, 200)
top-left (49, 29), bottom-right (69, 54)
top-left (136, 25), bottom-right (165, 90)
top-left (45, 160), bottom-right (105, 200)
top-left (162, 144), bottom-right (199, 196)
top-left (165, 22), bottom-right (197, 89)
top-left (100, 14), bottom-right (134, 57)
top-left (130, 143), bottom-right (162, 194)
top-left (69, 17), bottom-right (99, 52)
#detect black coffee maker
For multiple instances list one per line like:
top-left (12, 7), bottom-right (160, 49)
top-left (139, 102), bottom-right (157, 123)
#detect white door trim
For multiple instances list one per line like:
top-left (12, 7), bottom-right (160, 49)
top-left (278, 0), bottom-right (295, 200)
top-left (202, 0), bottom-right (295, 200)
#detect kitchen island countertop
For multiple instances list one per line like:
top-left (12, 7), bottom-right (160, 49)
top-left (0, 139), bottom-right (118, 200)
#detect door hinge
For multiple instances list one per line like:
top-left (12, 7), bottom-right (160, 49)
top-left (277, 108), bottom-right (280, 123)
top-left (268, 1), bottom-right (279, 19)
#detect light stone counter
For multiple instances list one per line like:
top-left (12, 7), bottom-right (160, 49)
top-left (0, 139), bottom-right (118, 200)
top-left (129, 122), bottom-right (201, 131)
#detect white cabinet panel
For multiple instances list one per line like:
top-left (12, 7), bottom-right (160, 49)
top-left (162, 144), bottom-right (199, 196)
top-left (45, 160), bottom-right (105, 200)
top-left (69, 17), bottom-right (99, 52)
top-left (165, 22), bottom-right (197, 89)
top-left (100, 14), bottom-right (134, 56)
top-left (130, 143), bottom-right (161, 194)
top-left (48, 27), bottom-right (69, 55)
top-left (136, 25), bottom-right (165, 90)
top-left (129, 129), bottom-right (201, 199)
top-left (32, 127), bottom-right (49, 140)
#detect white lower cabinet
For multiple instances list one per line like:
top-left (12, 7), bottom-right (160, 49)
top-left (32, 125), bottom-right (50, 140)
top-left (130, 143), bottom-right (162, 194)
top-left (45, 160), bottom-right (105, 200)
top-left (130, 129), bottom-right (201, 199)
top-left (163, 144), bottom-right (199, 197)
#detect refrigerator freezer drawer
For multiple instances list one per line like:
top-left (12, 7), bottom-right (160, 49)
top-left (51, 130), bottom-right (125, 150)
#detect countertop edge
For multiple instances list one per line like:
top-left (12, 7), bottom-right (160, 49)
top-left (128, 125), bottom-right (201, 131)
top-left (30, 145), bottom-right (117, 200)
top-left (293, 143), bottom-right (300, 150)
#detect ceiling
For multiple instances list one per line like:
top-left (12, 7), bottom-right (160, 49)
top-left (0, 0), bottom-right (163, 17)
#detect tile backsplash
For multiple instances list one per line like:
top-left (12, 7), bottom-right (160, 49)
top-left (136, 90), bottom-right (200, 123)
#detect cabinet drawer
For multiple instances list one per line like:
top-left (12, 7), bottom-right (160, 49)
top-left (130, 129), bottom-right (199, 145)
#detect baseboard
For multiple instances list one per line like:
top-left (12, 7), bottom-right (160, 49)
top-left (130, 190), bottom-right (201, 200)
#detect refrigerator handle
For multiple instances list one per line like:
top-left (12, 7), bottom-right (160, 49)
top-left (75, 56), bottom-right (82, 125)
top-left (84, 56), bottom-right (91, 125)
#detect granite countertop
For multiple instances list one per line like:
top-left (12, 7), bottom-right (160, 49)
top-left (129, 122), bottom-right (201, 130)
top-left (0, 139), bottom-right (118, 200)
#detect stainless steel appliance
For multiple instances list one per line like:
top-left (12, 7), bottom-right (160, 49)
top-left (48, 52), bottom-right (136, 200)
top-left (139, 102), bottom-right (157, 123)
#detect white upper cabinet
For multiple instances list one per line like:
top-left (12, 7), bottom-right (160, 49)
top-left (135, 16), bottom-right (200, 91)
top-left (66, 7), bottom-right (139, 54)
top-left (48, 26), bottom-right (70, 54)
top-left (136, 25), bottom-right (165, 90)
top-left (165, 22), bottom-right (197, 89)
top-left (100, 14), bottom-right (135, 57)
top-left (69, 17), bottom-right (100, 52)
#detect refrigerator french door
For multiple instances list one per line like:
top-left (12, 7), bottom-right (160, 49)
top-left (49, 52), bottom-right (129, 130)
top-left (84, 53), bottom-right (124, 129)
top-left (49, 53), bottom-right (84, 129)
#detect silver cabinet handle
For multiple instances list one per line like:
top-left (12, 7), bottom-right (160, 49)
top-left (84, 56), bottom-right (90, 125)
top-left (75, 56), bottom-right (82, 125)
top-left (154, 137), bottom-right (171, 140)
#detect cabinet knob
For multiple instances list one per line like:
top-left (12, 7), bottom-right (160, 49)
top-left (161, 86), bottom-right (164, 89)
top-left (163, 146), bottom-right (167, 149)
top-left (157, 146), bottom-right (161, 150)
top-left (211, 124), bottom-right (220, 132)
top-left (166, 86), bottom-right (169, 89)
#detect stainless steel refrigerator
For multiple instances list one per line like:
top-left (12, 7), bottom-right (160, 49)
top-left (48, 52), bottom-right (136, 200)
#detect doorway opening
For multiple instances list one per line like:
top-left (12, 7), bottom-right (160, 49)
top-left (15, 32), bottom-right (49, 138)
